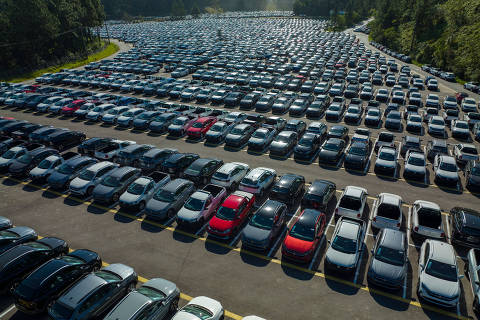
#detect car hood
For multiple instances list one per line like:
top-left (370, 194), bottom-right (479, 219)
top-left (117, 116), bottom-right (133, 122)
top-left (326, 247), bottom-right (356, 267)
top-left (133, 119), bottom-right (148, 124)
top-left (119, 192), bottom-right (142, 204)
top-left (209, 216), bottom-right (235, 231)
top-left (420, 272), bottom-right (459, 298)
top-left (270, 141), bottom-right (288, 149)
top-left (319, 149), bottom-right (338, 158)
top-left (8, 161), bottom-right (29, 171)
top-left (326, 110), bottom-right (340, 115)
top-left (146, 198), bottom-right (170, 212)
top-left (284, 236), bottom-right (313, 253)
top-left (370, 258), bottom-right (405, 281)
top-left (48, 171), bottom-right (70, 183)
top-left (207, 131), bottom-right (223, 137)
top-left (226, 134), bottom-right (241, 140)
top-left (177, 207), bottom-right (202, 221)
top-left (242, 224), bottom-right (271, 243)
top-left (249, 138), bottom-right (265, 145)
top-left (376, 158), bottom-right (395, 168)
top-left (93, 184), bottom-right (116, 196)
top-left (437, 169), bottom-right (459, 180)
top-left (345, 154), bottom-right (365, 163)
top-left (69, 177), bottom-right (90, 189)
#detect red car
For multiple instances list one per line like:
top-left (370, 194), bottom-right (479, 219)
top-left (207, 191), bottom-right (255, 239)
top-left (61, 99), bottom-right (86, 116)
top-left (186, 116), bottom-right (217, 139)
top-left (456, 92), bottom-right (469, 104)
top-left (282, 209), bottom-right (326, 262)
top-left (24, 85), bottom-right (40, 93)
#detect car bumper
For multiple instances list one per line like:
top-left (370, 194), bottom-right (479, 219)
top-left (417, 288), bottom-right (458, 308)
top-left (367, 274), bottom-right (403, 290)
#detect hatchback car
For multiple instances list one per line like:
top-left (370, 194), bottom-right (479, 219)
top-left (47, 156), bottom-right (98, 190)
top-left (433, 155), bottom-right (460, 188)
top-left (450, 207), bottom-right (480, 247)
top-left (145, 179), bottom-right (195, 220)
top-left (161, 153), bottom-right (200, 177)
top-left (269, 131), bottom-right (298, 157)
top-left (239, 167), bottom-right (277, 198)
top-left (371, 193), bottom-right (403, 230)
top-left (318, 138), bottom-right (346, 165)
top-left (92, 166), bottom-right (141, 203)
top-left (335, 186), bottom-right (368, 220)
top-left (269, 174), bottom-right (305, 206)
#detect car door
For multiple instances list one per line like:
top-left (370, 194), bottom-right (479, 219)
top-left (144, 182), bottom-right (155, 200)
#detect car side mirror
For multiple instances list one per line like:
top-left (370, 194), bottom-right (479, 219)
top-left (475, 281), bottom-right (480, 286)
top-left (458, 275), bottom-right (465, 280)
top-left (327, 240), bottom-right (331, 244)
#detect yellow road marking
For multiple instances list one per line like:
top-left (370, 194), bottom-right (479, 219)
top-left (2, 175), bottom-right (470, 319)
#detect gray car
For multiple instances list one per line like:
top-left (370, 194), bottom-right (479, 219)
top-left (145, 179), bottom-right (195, 220)
top-left (47, 156), bottom-right (98, 190)
top-left (0, 216), bottom-right (12, 230)
top-left (92, 166), bottom-right (141, 203)
top-left (48, 264), bottom-right (137, 320)
top-left (367, 228), bottom-right (407, 289)
top-left (119, 172), bottom-right (170, 211)
top-left (241, 200), bottom-right (287, 251)
top-left (104, 278), bottom-right (180, 320)
top-left (0, 226), bottom-right (38, 255)
top-left (69, 161), bottom-right (119, 197)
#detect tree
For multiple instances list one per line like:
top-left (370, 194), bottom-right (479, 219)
top-left (191, 2), bottom-right (201, 17)
top-left (171, 0), bottom-right (186, 17)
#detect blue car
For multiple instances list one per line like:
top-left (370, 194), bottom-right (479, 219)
top-left (47, 156), bottom-right (97, 189)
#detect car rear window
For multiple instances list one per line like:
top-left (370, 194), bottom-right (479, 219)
top-left (377, 203), bottom-right (401, 220)
top-left (339, 196), bottom-right (362, 210)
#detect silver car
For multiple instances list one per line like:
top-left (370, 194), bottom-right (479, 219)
top-left (119, 172), bottom-right (170, 211)
top-left (417, 239), bottom-right (463, 308)
top-left (29, 154), bottom-right (63, 181)
top-left (104, 278), bottom-right (180, 320)
top-left (210, 162), bottom-right (249, 191)
top-left (69, 161), bottom-right (118, 197)
top-left (335, 186), bottom-right (368, 220)
top-left (172, 296), bottom-right (224, 320)
top-left (239, 167), bottom-right (277, 197)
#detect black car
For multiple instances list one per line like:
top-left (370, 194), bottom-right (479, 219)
top-left (289, 98), bottom-right (310, 117)
top-left (294, 133), bottom-right (321, 160)
top-left (306, 99), bottom-right (328, 119)
top-left (301, 179), bottom-right (336, 211)
top-left (239, 92), bottom-right (261, 110)
top-left (11, 123), bottom-right (44, 140)
top-left (182, 158), bottom-right (224, 185)
top-left (426, 139), bottom-right (448, 163)
top-left (465, 160), bottom-right (480, 191)
top-left (318, 138), bottom-right (346, 165)
top-left (8, 147), bottom-right (58, 177)
top-left (224, 91), bottom-right (245, 107)
top-left (0, 237), bottom-right (68, 294)
top-left (77, 137), bottom-right (112, 156)
top-left (450, 207), bottom-right (480, 248)
top-left (14, 249), bottom-right (101, 315)
top-left (46, 130), bottom-right (86, 151)
top-left (269, 174), bottom-right (305, 206)
top-left (161, 153), bottom-right (200, 177)
top-left (269, 131), bottom-right (298, 157)
top-left (0, 226), bottom-right (38, 256)
top-left (344, 105), bottom-right (363, 124)
top-left (1, 121), bottom-right (30, 136)
top-left (139, 148), bottom-right (178, 172)
top-left (29, 127), bottom-right (65, 143)
top-left (327, 125), bottom-right (349, 141)
top-left (344, 141), bottom-right (371, 171)
top-left (400, 135), bottom-right (421, 157)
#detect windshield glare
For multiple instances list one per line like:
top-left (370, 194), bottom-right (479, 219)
top-left (331, 235), bottom-right (356, 254)
top-left (127, 182), bottom-right (146, 195)
top-left (375, 246), bottom-right (404, 266)
top-left (38, 159), bottom-right (53, 169)
top-left (216, 206), bottom-right (237, 221)
top-left (426, 260), bottom-right (458, 282)
top-left (79, 169), bottom-right (95, 181)
top-left (184, 197), bottom-right (204, 211)
top-left (153, 190), bottom-right (175, 202)
top-left (289, 222), bottom-right (315, 241)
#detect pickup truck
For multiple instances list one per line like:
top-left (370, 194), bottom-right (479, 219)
top-left (374, 131), bottom-right (395, 152)
top-left (411, 200), bottom-right (445, 239)
top-left (119, 171), bottom-right (170, 211)
top-left (177, 184), bottom-right (228, 227)
top-left (207, 191), bottom-right (255, 239)
top-left (466, 248), bottom-right (480, 312)
top-left (94, 140), bottom-right (136, 161)
top-left (29, 151), bottom-right (79, 181)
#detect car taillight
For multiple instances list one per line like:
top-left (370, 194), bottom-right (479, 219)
top-left (414, 226), bottom-right (418, 232)
top-left (357, 213), bottom-right (361, 218)
top-left (397, 222), bottom-right (401, 227)
top-left (105, 155), bottom-right (109, 159)
top-left (373, 217), bottom-right (376, 222)
top-left (440, 232), bottom-right (445, 238)
top-left (335, 208), bottom-right (338, 214)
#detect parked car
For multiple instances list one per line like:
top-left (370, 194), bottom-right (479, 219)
top-left (225, 124), bottom-right (255, 148)
top-left (161, 153), bottom-right (200, 177)
top-left (248, 127), bottom-right (276, 151)
top-left (182, 158), bottom-right (223, 185)
top-left (269, 174), bottom-right (305, 206)
top-left (177, 184), bottom-right (227, 228)
top-left (371, 193), bottom-right (403, 230)
top-left (116, 144), bottom-right (153, 167)
top-left (77, 137), bottom-right (112, 157)
top-left (119, 171), bottom-right (170, 211)
top-left (294, 132), bottom-right (322, 160)
top-left (433, 155), bottom-right (460, 188)
top-left (186, 116), bottom-right (217, 140)
top-left (454, 143), bottom-right (479, 165)
top-left (239, 167), bottom-right (277, 198)
top-left (138, 148), bottom-right (177, 173)
top-left (145, 179), bottom-right (195, 220)
top-left (465, 160), bottom-right (480, 191)
top-left (417, 240), bottom-right (462, 308)
top-left (171, 296), bottom-right (224, 320)
top-left (8, 147), bottom-right (58, 177)
top-left (207, 191), bottom-right (255, 239)
top-left (205, 121), bottom-right (234, 144)
top-left (344, 141), bottom-right (370, 171)
top-left (465, 249), bottom-right (480, 312)
top-left (210, 162), bottom-right (249, 191)
top-left (47, 156), bottom-right (97, 189)
top-left (325, 217), bottom-right (365, 273)
top-left (318, 138), bottom-right (346, 165)
top-left (29, 152), bottom-right (78, 182)
top-left (335, 186), bottom-right (368, 220)
top-left (46, 130), bottom-right (86, 151)
top-left (374, 146), bottom-right (398, 176)
top-left (367, 228), bottom-right (407, 289)
top-left (47, 264), bottom-right (138, 320)
top-left (411, 200), bottom-right (445, 239)
top-left (92, 166), bottom-right (141, 204)
top-left (0, 226), bottom-right (37, 255)
top-left (269, 131), bottom-right (297, 157)
top-left (451, 120), bottom-right (471, 140)
top-left (450, 207), bottom-right (480, 247)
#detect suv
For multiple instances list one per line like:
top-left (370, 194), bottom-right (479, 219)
top-left (335, 186), bottom-right (368, 219)
top-left (239, 167), bottom-right (277, 198)
top-left (210, 162), bottom-right (249, 191)
top-left (450, 207), bottom-right (480, 247)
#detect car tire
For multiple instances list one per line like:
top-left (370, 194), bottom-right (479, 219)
top-left (112, 193), bottom-right (119, 203)
top-left (169, 296), bottom-right (179, 314)
top-left (128, 282), bottom-right (136, 292)
top-left (167, 209), bottom-right (175, 219)
top-left (86, 186), bottom-right (94, 197)
top-left (138, 201), bottom-right (145, 211)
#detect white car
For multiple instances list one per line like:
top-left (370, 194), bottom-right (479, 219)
top-left (210, 162), bottom-right (249, 191)
top-left (69, 161), bottom-right (118, 196)
top-left (411, 200), bottom-right (445, 239)
top-left (371, 193), bottom-right (403, 230)
top-left (243, 316), bottom-right (266, 320)
top-left (461, 98), bottom-right (478, 113)
top-left (239, 167), bottom-right (277, 197)
top-left (428, 115), bottom-right (447, 138)
top-left (172, 296), bottom-right (224, 320)
top-left (433, 155), bottom-right (460, 187)
top-left (29, 154), bottom-right (63, 181)
top-left (454, 143), bottom-right (479, 165)
top-left (417, 240), bottom-right (463, 307)
top-left (335, 186), bottom-right (368, 220)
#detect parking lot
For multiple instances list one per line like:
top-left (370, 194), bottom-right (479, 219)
top-left (1, 16), bottom-right (480, 320)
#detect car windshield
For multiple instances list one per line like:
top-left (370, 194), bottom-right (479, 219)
top-left (137, 286), bottom-right (166, 301)
top-left (368, 110), bottom-right (379, 116)
top-left (349, 146), bottom-right (366, 156)
top-left (95, 270), bottom-right (122, 282)
top-left (323, 142), bottom-right (340, 151)
top-left (274, 135), bottom-right (290, 143)
top-left (456, 122), bottom-right (469, 129)
top-left (122, 111), bottom-right (134, 117)
top-left (249, 212), bottom-right (274, 230)
top-left (216, 206), bottom-right (237, 221)
top-left (440, 162), bottom-right (457, 172)
top-left (173, 118), bottom-right (186, 125)
top-left (102, 176), bottom-right (121, 187)
top-left (252, 131), bottom-right (266, 139)
top-left (127, 182), bottom-right (146, 195)
top-left (153, 190), bottom-right (175, 202)
top-left (432, 119), bottom-right (444, 125)
top-left (79, 169), bottom-right (95, 181)
top-left (331, 235), bottom-right (357, 254)
top-left (181, 305), bottom-right (213, 320)
top-left (379, 151), bottom-right (395, 161)
top-left (408, 156), bottom-right (425, 166)
top-left (230, 127), bottom-right (244, 135)
top-left (2, 150), bottom-right (16, 159)
top-left (138, 113), bottom-right (150, 120)
top-left (289, 222), bottom-right (315, 241)
top-left (17, 154), bottom-right (32, 164)
top-left (184, 197), bottom-right (205, 211)
top-left (299, 137), bottom-right (313, 147)
top-left (329, 105), bottom-right (340, 111)
top-left (375, 246), bottom-right (404, 266)
top-left (426, 260), bottom-right (458, 282)
top-left (463, 147), bottom-right (478, 155)
top-left (92, 107), bottom-right (102, 112)
top-left (192, 122), bottom-right (205, 128)
top-left (0, 230), bottom-right (17, 239)
top-left (57, 163), bottom-right (75, 174)
top-left (25, 242), bottom-right (50, 250)
top-left (339, 195), bottom-right (362, 210)
top-left (38, 159), bottom-right (53, 169)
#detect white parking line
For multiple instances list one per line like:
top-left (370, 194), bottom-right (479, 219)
top-left (308, 234), bottom-right (325, 270)
top-left (404, 207), bottom-right (411, 299)
top-left (195, 221), bottom-right (209, 236)
top-left (0, 305), bottom-right (15, 318)
top-left (268, 226), bottom-right (287, 257)
top-left (445, 214), bottom-right (451, 244)
top-left (397, 142), bottom-right (403, 159)
top-left (229, 225), bottom-right (246, 247)
top-left (355, 204), bottom-right (373, 284)
top-left (365, 146), bottom-right (375, 174)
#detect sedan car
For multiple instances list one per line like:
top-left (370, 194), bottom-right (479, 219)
top-left (171, 296), bottom-right (224, 320)
top-left (269, 174), bottom-right (305, 206)
top-left (103, 278), bottom-right (180, 320)
top-left (241, 200), bottom-right (287, 251)
top-left (210, 162), bottom-right (249, 191)
top-left (239, 167), bottom-right (277, 198)
top-left (327, 125), bottom-right (349, 141)
top-left (48, 264), bottom-right (138, 320)
top-left (0, 226), bottom-right (37, 255)
top-left (325, 217), bottom-right (365, 273)
top-left (92, 166), bottom-right (141, 203)
top-left (47, 156), bottom-right (98, 190)
top-left (374, 146), bottom-right (398, 176)
top-left (404, 150), bottom-right (427, 182)
top-left (282, 209), bottom-right (326, 263)
top-left (225, 124), bottom-right (255, 148)
top-left (454, 143), bottom-right (479, 165)
top-left (318, 138), bottom-right (346, 166)
top-left (433, 155), bottom-right (460, 188)
top-left (182, 158), bottom-right (223, 186)
top-left (451, 120), bottom-right (471, 140)
top-left (161, 153), bottom-right (200, 177)
top-left (269, 131), bottom-right (297, 157)
top-left (364, 107), bottom-right (382, 127)
top-left (248, 127), bottom-right (276, 151)
top-left (367, 228), bottom-right (407, 289)
top-left (0, 237), bottom-right (68, 294)
top-left (417, 240), bottom-right (462, 308)
top-left (344, 141), bottom-right (371, 171)
top-left (294, 132), bottom-right (322, 160)
top-left (145, 179), bottom-right (195, 220)
top-left (13, 249), bottom-right (101, 315)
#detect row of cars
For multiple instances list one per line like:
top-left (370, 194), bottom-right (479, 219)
top-left (2, 126), bottom-right (480, 311)
top-left (0, 218), bottom-right (264, 320)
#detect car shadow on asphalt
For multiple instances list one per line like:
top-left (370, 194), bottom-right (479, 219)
top-left (324, 270), bottom-right (360, 295)
top-left (2, 177), bottom-right (21, 187)
top-left (63, 194), bottom-right (85, 207)
top-left (41, 188), bottom-right (64, 199)
top-left (239, 246), bottom-right (271, 267)
top-left (113, 209), bottom-right (140, 224)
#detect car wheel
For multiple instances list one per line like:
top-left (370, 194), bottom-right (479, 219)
top-left (112, 193), bottom-right (119, 203)
top-left (169, 296), bottom-right (179, 314)
top-left (86, 186), bottom-right (94, 197)
top-left (128, 282), bottom-right (136, 292)
top-left (138, 201), bottom-right (145, 211)
top-left (167, 209), bottom-right (175, 219)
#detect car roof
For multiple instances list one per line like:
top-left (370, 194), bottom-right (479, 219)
top-left (58, 273), bottom-right (106, 308)
top-left (404, 135), bottom-right (420, 143)
top-left (297, 209), bottom-right (322, 227)
top-left (379, 193), bottom-right (402, 205)
top-left (217, 162), bottom-right (246, 174)
top-left (379, 228), bottom-right (405, 251)
top-left (309, 179), bottom-right (334, 195)
top-left (110, 166), bottom-right (137, 178)
top-left (432, 139), bottom-right (447, 147)
top-left (344, 186), bottom-right (366, 198)
top-left (246, 167), bottom-right (274, 179)
top-left (337, 218), bottom-right (361, 239)
top-left (429, 240), bottom-right (456, 265)
top-left (163, 178), bottom-right (191, 192)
